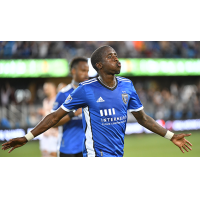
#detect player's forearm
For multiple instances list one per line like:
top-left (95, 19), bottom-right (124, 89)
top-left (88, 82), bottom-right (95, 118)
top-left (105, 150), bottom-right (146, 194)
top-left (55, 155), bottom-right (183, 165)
top-left (53, 115), bottom-right (71, 127)
top-left (137, 114), bottom-right (167, 137)
top-left (31, 112), bottom-right (61, 138)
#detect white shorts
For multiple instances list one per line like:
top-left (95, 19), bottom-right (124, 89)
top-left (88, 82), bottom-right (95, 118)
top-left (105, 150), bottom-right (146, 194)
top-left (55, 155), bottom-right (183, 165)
top-left (39, 135), bottom-right (58, 153)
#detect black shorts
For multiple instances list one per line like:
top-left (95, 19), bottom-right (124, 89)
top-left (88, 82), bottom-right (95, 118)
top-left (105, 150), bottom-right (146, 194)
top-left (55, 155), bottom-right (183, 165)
top-left (59, 151), bottom-right (83, 157)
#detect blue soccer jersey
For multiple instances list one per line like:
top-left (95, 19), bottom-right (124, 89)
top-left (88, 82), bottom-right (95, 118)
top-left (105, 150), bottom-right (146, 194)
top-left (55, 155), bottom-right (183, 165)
top-left (61, 77), bottom-right (143, 157)
top-left (52, 83), bottom-right (85, 155)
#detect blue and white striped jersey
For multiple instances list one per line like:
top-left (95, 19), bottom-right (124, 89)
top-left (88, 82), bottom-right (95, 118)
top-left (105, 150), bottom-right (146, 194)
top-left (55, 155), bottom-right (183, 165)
top-left (52, 83), bottom-right (85, 154)
top-left (61, 77), bottom-right (143, 157)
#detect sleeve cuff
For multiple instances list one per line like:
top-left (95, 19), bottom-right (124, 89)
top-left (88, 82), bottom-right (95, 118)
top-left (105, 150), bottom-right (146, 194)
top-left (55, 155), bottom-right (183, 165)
top-left (128, 106), bottom-right (144, 112)
top-left (61, 105), bottom-right (75, 112)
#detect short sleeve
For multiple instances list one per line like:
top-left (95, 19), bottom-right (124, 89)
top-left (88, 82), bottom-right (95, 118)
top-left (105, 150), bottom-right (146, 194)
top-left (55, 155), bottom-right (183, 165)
top-left (51, 92), bottom-right (66, 112)
top-left (128, 83), bottom-right (143, 112)
top-left (61, 84), bottom-right (87, 112)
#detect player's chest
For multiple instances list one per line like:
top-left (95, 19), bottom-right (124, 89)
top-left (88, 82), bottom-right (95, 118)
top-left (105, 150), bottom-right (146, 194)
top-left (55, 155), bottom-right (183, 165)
top-left (88, 88), bottom-right (130, 115)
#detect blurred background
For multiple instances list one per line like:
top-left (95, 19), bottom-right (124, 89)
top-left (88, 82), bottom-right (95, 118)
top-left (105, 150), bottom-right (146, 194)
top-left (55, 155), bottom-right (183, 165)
top-left (0, 41), bottom-right (200, 157)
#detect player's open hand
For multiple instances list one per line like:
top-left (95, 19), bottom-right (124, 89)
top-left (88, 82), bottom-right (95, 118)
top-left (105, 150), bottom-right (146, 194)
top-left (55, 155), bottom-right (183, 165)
top-left (171, 133), bottom-right (192, 153)
top-left (1, 137), bottom-right (28, 153)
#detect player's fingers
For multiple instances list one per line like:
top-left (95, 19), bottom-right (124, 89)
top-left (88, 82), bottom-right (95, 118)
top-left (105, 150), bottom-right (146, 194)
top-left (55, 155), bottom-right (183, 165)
top-left (2, 145), bottom-right (11, 150)
top-left (185, 143), bottom-right (192, 151)
top-left (183, 133), bottom-right (191, 137)
top-left (182, 145), bottom-right (189, 152)
top-left (186, 140), bottom-right (192, 146)
top-left (1, 146), bottom-right (6, 150)
top-left (8, 147), bottom-right (16, 153)
top-left (2, 141), bottom-right (11, 146)
top-left (180, 147), bottom-right (184, 153)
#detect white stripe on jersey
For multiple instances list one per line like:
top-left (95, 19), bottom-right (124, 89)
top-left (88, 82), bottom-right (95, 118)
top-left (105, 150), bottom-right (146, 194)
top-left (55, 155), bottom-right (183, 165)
top-left (57, 126), bottom-right (63, 156)
top-left (82, 79), bottom-right (98, 85)
top-left (60, 105), bottom-right (74, 112)
top-left (100, 110), bottom-right (103, 116)
top-left (83, 106), bottom-right (95, 157)
top-left (116, 77), bottom-right (131, 82)
top-left (81, 78), bottom-right (96, 84)
top-left (116, 77), bottom-right (131, 80)
top-left (116, 76), bottom-right (130, 80)
top-left (82, 78), bottom-right (96, 83)
top-left (112, 108), bottom-right (115, 115)
top-left (128, 106), bottom-right (144, 112)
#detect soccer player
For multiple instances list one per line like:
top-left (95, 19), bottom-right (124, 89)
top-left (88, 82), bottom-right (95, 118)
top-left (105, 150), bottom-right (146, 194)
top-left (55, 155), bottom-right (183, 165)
top-left (2, 46), bottom-right (192, 157)
top-left (37, 82), bottom-right (59, 157)
top-left (52, 57), bottom-right (89, 157)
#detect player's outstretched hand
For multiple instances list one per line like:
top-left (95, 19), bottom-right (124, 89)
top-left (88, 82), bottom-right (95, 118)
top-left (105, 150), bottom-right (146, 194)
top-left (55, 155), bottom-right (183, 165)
top-left (1, 137), bottom-right (27, 153)
top-left (171, 133), bottom-right (192, 153)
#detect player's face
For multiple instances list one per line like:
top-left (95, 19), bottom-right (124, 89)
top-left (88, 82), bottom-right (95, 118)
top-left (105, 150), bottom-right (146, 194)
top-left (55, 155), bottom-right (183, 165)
top-left (74, 61), bottom-right (89, 83)
top-left (43, 83), bottom-right (50, 96)
top-left (43, 83), bottom-right (55, 97)
top-left (101, 47), bottom-right (121, 74)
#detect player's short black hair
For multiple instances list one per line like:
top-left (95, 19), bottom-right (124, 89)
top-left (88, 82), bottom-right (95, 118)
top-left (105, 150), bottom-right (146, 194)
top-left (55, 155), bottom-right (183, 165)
top-left (91, 45), bottom-right (113, 72)
top-left (70, 57), bottom-right (88, 70)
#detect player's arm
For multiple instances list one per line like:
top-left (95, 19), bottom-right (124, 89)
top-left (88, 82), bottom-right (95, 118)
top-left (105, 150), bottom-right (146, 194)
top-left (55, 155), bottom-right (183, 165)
top-left (53, 108), bottom-right (82, 127)
top-left (1, 107), bottom-right (68, 153)
top-left (51, 91), bottom-right (82, 127)
top-left (132, 109), bottom-right (192, 153)
top-left (53, 114), bottom-right (71, 127)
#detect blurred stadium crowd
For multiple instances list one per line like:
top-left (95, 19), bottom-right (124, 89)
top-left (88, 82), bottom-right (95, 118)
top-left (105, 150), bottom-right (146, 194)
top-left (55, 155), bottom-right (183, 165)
top-left (1, 77), bottom-right (200, 129)
top-left (0, 41), bottom-right (200, 129)
top-left (1, 41), bottom-right (200, 60)
top-left (130, 79), bottom-right (200, 122)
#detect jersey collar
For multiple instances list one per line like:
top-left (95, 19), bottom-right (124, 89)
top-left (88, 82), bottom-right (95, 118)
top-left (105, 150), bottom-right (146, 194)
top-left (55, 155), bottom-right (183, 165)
top-left (97, 76), bottom-right (118, 91)
top-left (71, 80), bottom-right (79, 89)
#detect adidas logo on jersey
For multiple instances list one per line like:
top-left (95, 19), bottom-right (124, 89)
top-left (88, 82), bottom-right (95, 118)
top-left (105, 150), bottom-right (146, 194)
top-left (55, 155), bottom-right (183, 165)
top-left (96, 97), bottom-right (105, 102)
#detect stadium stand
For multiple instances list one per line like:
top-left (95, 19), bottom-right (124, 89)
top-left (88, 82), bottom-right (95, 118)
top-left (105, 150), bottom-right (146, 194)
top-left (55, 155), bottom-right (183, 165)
top-left (0, 41), bottom-right (200, 129)
top-left (1, 41), bottom-right (200, 60)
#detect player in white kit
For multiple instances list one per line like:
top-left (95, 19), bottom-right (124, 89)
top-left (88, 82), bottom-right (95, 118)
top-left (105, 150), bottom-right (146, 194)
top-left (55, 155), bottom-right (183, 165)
top-left (38, 82), bottom-right (58, 157)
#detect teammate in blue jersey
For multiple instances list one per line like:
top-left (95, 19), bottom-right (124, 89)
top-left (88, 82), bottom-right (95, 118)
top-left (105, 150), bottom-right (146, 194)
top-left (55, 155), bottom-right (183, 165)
top-left (52, 57), bottom-right (89, 157)
top-left (2, 45), bottom-right (193, 156)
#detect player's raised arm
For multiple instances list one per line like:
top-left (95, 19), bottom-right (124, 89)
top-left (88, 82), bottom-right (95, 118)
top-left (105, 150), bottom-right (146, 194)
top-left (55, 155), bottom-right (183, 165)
top-left (132, 109), bottom-right (192, 153)
top-left (1, 107), bottom-right (68, 153)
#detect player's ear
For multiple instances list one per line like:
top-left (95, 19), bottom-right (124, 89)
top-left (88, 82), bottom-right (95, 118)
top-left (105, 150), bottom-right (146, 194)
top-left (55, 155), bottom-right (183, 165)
top-left (96, 62), bottom-right (102, 71)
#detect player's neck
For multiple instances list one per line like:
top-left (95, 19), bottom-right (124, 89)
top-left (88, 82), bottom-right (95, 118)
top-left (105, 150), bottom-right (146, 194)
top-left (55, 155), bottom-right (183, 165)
top-left (72, 79), bottom-right (79, 88)
top-left (98, 74), bottom-right (116, 88)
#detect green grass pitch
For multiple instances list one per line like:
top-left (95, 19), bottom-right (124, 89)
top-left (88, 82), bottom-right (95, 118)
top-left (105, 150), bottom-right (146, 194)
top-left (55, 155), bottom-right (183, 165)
top-left (0, 131), bottom-right (199, 157)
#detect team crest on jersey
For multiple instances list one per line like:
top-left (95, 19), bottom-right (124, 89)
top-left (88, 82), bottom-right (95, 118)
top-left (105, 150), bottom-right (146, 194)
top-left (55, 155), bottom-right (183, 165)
top-left (122, 92), bottom-right (128, 104)
top-left (65, 94), bottom-right (72, 104)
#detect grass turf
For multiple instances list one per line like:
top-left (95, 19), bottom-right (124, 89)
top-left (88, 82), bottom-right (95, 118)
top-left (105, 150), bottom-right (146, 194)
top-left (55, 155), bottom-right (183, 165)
top-left (0, 131), bottom-right (199, 157)
top-left (124, 131), bottom-right (200, 157)
top-left (0, 140), bottom-right (41, 157)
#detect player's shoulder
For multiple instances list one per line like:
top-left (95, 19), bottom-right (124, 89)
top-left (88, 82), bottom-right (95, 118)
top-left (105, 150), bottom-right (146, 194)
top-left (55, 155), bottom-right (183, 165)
top-left (116, 76), bottom-right (132, 83)
top-left (79, 78), bottom-right (98, 86)
top-left (60, 84), bottom-right (73, 93)
top-left (56, 84), bottom-right (73, 100)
